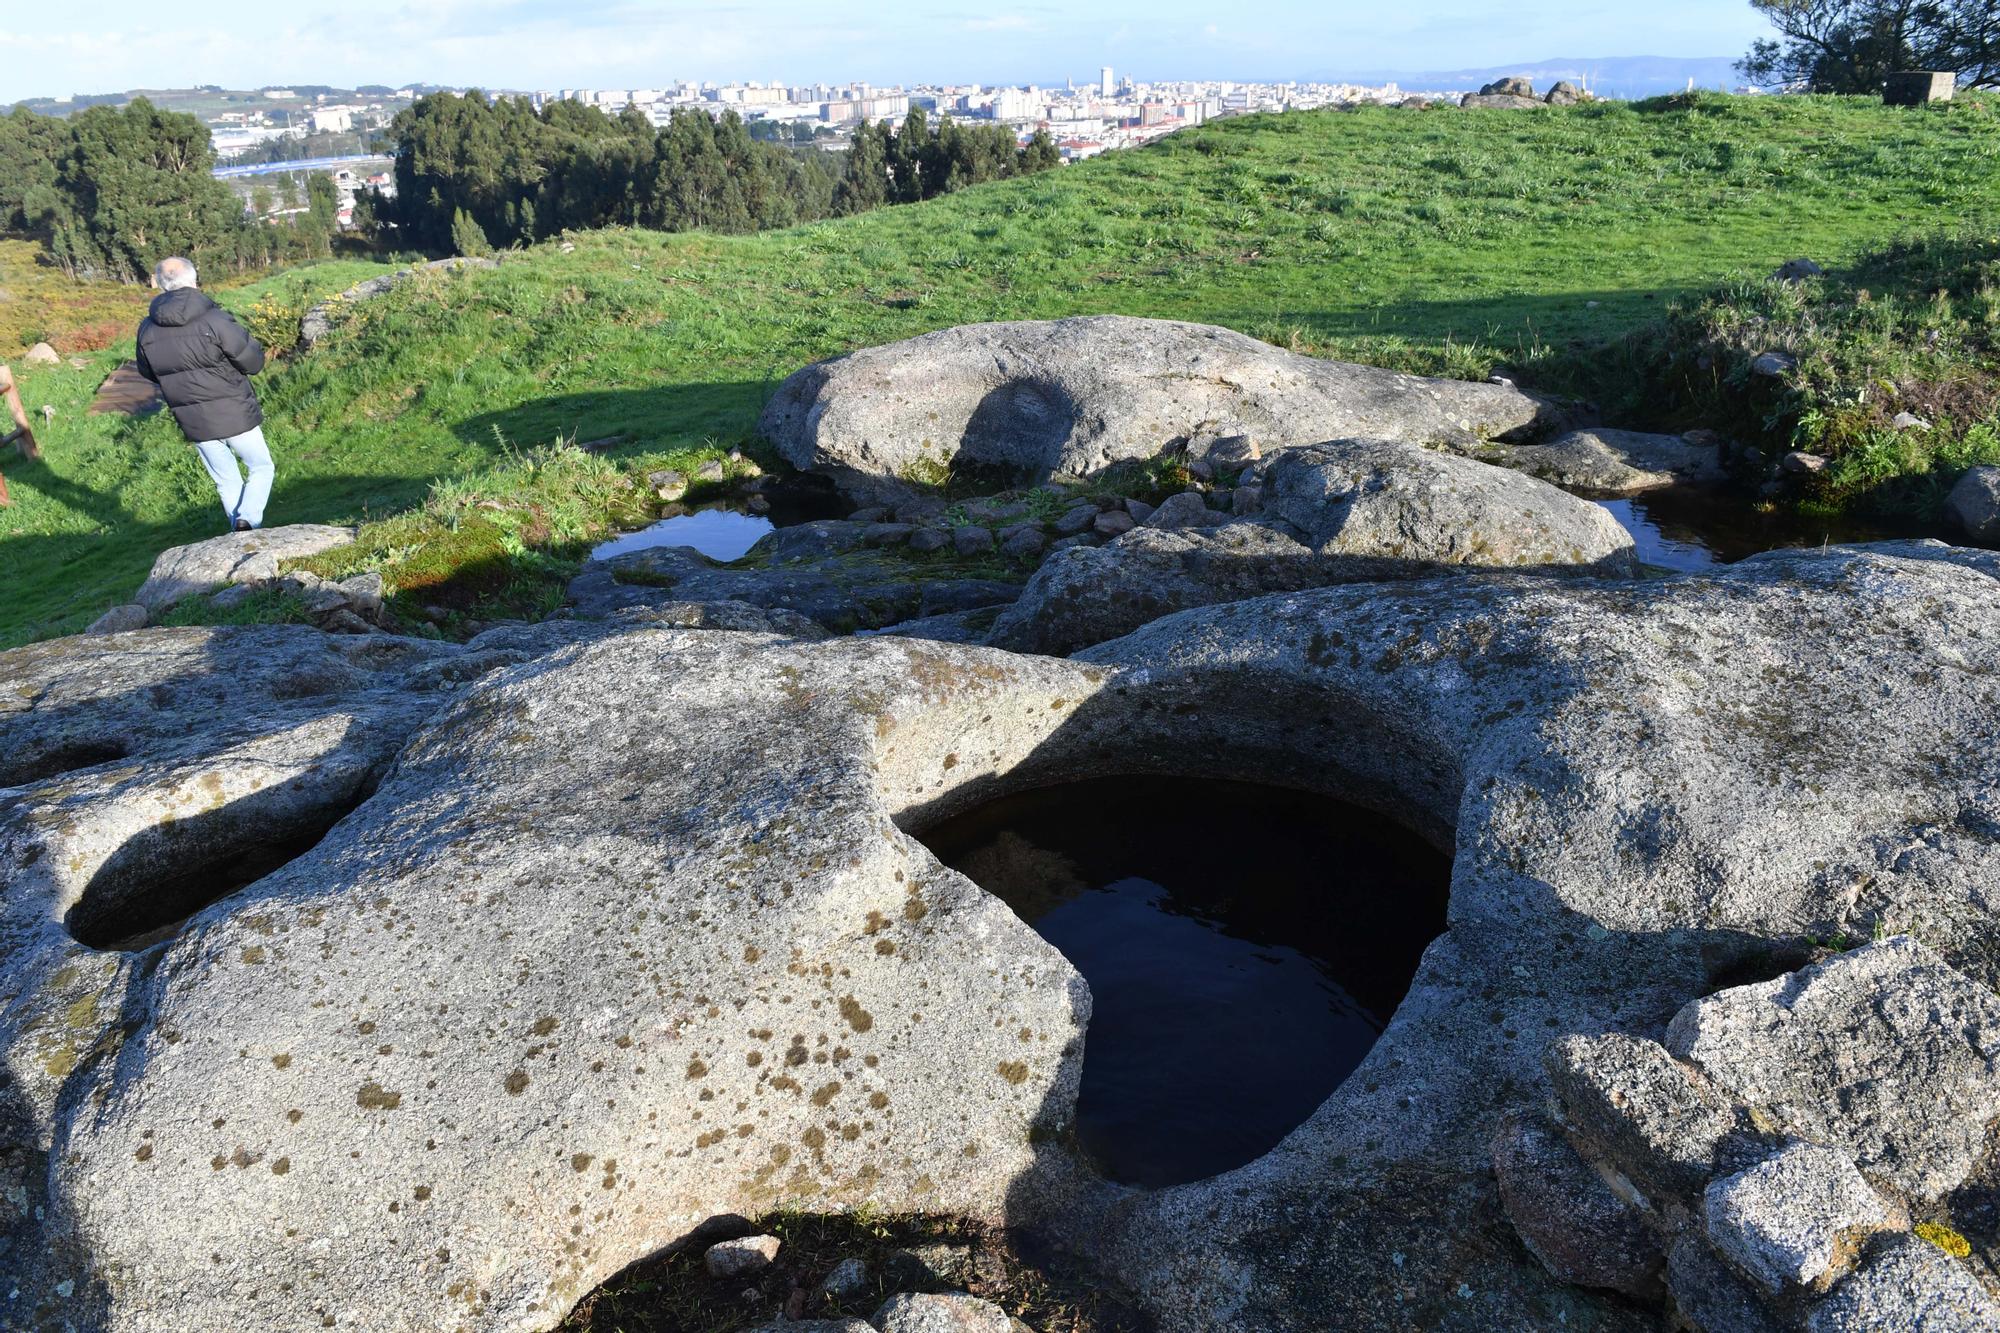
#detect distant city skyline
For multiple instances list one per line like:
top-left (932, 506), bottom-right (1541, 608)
top-left (2, 1), bottom-right (1776, 105)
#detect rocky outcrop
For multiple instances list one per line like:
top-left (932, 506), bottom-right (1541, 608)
top-left (1497, 940), bottom-right (2000, 1329)
top-left (132, 523), bottom-right (357, 613)
top-left (759, 317), bottom-right (1556, 502)
top-left (1667, 937), bottom-right (2000, 1203)
top-left (297, 256), bottom-right (500, 351)
top-left (1474, 428), bottom-right (1727, 495)
top-left (989, 441), bottom-right (1635, 654)
top-left (16, 541), bottom-right (2000, 1331)
top-left (568, 520), bottom-right (1024, 632)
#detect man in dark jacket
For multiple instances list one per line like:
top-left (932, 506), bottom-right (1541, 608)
top-left (134, 256), bottom-right (273, 531)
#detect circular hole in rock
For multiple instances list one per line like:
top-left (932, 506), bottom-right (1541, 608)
top-left (918, 774), bottom-right (1450, 1189)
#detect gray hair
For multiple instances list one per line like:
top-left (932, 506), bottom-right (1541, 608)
top-left (154, 256), bottom-right (198, 291)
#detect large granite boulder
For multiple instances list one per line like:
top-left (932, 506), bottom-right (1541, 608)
top-left (759, 317), bottom-right (1556, 502)
top-left (15, 542), bottom-right (2000, 1332)
top-left (12, 629), bottom-right (1093, 1330)
top-left (1260, 441), bottom-right (1634, 565)
top-left (988, 441), bottom-right (1635, 655)
top-left (132, 523), bottom-right (357, 613)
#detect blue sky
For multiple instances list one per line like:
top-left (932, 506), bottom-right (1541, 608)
top-left (2, 1), bottom-right (1775, 103)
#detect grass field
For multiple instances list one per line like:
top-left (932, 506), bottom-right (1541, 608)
top-left (5, 93), bottom-right (2000, 647)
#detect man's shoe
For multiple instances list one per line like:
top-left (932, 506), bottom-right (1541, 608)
top-left (233, 519), bottom-right (253, 532)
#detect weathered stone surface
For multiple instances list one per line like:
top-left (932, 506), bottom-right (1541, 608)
top-left (707, 1234), bottom-right (782, 1279)
top-left (985, 523), bottom-right (1322, 656)
top-left (1667, 938), bottom-right (2000, 1202)
top-left (873, 1292), bottom-right (1014, 1333)
top-left (22, 541), bottom-right (2000, 1333)
top-left (1476, 428), bottom-right (1726, 494)
top-left (1703, 1143), bottom-right (1897, 1293)
top-left (608, 598), bottom-right (832, 640)
top-left (23, 341), bottom-right (59, 366)
top-left (0, 624), bottom-right (497, 1299)
top-left (1668, 1233), bottom-right (1785, 1333)
top-left (1143, 491), bottom-right (1228, 530)
top-left (751, 1322), bottom-right (873, 1333)
top-left (1545, 1032), bottom-right (1741, 1201)
top-left (1058, 543), bottom-right (2000, 1333)
top-left (821, 1256), bottom-right (871, 1299)
top-left (1806, 1233), bottom-right (2000, 1331)
top-left (1462, 93), bottom-right (1546, 110)
top-left (759, 317), bottom-right (1555, 501)
top-left (1481, 76), bottom-right (1536, 97)
top-left (1751, 351), bottom-right (1798, 378)
top-left (132, 523), bottom-right (357, 612)
top-left (22, 629), bottom-right (1092, 1330)
top-left (567, 540), bottom-right (1022, 633)
top-left (988, 442), bottom-right (1633, 656)
top-left (84, 604), bottom-right (149, 635)
top-left (1261, 441), bottom-right (1635, 570)
top-left (1087, 511), bottom-right (1131, 540)
top-left (953, 526), bottom-right (998, 557)
top-left (1775, 259), bottom-right (1826, 283)
top-left (1947, 465), bottom-right (2000, 544)
top-left (1491, 1111), bottom-right (1662, 1295)
top-left (1545, 80), bottom-right (1584, 105)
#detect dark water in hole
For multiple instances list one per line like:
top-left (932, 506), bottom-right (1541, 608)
top-left (1596, 490), bottom-right (1906, 572)
top-left (919, 775), bottom-right (1451, 1189)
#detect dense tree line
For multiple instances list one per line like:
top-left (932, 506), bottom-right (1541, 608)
top-left (0, 99), bottom-right (337, 282)
top-left (1741, 0), bottom-right (1999, 91)
top-left (375, 92), bottom-right (1060, 252)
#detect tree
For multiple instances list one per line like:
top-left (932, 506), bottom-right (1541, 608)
top-left (1741, 0), bottom-right (2000, 91)
top-left (835, 120), bottom-right (891, 215)
top-left (451, 207), bottom-right (491, 256)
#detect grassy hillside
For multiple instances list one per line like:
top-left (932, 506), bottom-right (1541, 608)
top-left (4, 93), bottom-right (1999, 646)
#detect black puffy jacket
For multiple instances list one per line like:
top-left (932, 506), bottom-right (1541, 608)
top-left (134, 289), bottom-right (266, 442)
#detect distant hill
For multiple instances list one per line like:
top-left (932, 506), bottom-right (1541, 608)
top-left (1353, 56), bottom-right (1746, 100)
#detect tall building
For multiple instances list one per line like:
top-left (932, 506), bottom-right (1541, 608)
top-left (1101, 67), bottom-right (1115, 97)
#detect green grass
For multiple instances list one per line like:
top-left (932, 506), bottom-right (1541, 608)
top-left (1527, 228), bottom-right (2000, 519)
top-left (6, 93), bottom-right (2000, 646)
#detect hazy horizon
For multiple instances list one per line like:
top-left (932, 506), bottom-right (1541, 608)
top-left (2, 1), bottom-right (1774, 105)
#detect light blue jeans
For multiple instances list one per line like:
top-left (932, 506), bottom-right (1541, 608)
top-left (193, 427), bottom-right (275, 528)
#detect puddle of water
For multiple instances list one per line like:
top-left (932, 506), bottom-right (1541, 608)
top-left (591, 507), bottom-right (775, 563)
top-left (919, 775), bottom-right (1450, 1189)
top-left (1597, 490), bottom-right (1904, 572)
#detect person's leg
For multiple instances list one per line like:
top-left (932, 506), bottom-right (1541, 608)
top-left (192, 437), bottom-right (246, 524)
top-left (227, 427), bottom-right (275, 528)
